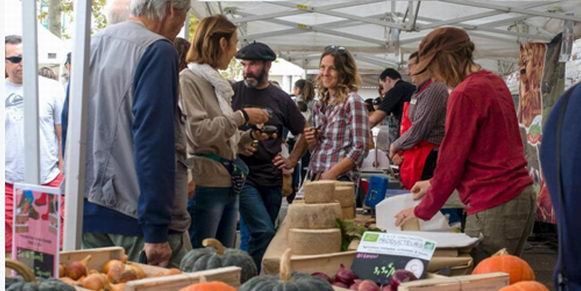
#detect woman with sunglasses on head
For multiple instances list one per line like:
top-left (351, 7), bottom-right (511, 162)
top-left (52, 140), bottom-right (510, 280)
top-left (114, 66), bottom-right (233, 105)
top-left (286, 46), bottom-right (369, 183)
top-left (179, 15), bottom-right (269, 248)
top-left (394, 28), bottom-right (534, 264)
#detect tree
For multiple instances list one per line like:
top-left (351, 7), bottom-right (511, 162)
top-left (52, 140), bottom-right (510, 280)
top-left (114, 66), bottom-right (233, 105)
top-left (38, 0), bottom-right (107, 39)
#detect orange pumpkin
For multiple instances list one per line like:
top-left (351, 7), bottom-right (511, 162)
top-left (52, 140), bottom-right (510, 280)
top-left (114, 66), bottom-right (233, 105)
top-left (499, 281), bottom-right (549, 291)
top-left (472, 249), bottom-right (535, 284)
top-left (179, 281), bottom-right (236, 291)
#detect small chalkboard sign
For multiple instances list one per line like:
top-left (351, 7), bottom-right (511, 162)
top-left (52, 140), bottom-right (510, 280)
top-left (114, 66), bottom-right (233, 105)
top-left (351, 232), bottom-right (436, 285)
top-left (12, 183), bottom-right (62, 279)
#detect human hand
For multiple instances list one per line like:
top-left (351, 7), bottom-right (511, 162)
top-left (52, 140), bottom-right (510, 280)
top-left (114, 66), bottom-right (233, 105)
top-left (392, 153), bottom-right (403, 166)
top-left (243, 108), bottom-right (269, 125)
top-left (320, 170), bottom-right (337, 181)
top-left (411, 180), bottom-right (431, 200)
top-left (394, 207), bottom-right (416, 227)
top-left (272, 153), bottom-right (295, 170)
top-left (304, 127), bottom-right (318, 149)
top-left (239, 142), bottom-right (258, 156)
top-left (143, 242), bottom-right (172, 267)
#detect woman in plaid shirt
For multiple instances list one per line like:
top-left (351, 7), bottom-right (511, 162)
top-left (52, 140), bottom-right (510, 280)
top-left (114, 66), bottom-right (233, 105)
top-left (302, 46), bottom-right (370, 181)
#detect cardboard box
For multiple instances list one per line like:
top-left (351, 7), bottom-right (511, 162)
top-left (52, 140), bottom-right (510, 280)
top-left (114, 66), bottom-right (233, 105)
top-left (398, 272), bottom-right (509, 291)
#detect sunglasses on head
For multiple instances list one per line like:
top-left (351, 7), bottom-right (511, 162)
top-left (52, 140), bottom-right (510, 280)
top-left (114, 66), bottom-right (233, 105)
top-left (324, 45), bottom-right (347, 53)
top-left (6, 56), bottom-right (22, 64)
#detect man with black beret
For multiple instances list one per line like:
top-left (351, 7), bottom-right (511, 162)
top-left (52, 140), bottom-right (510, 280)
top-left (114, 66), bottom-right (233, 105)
top-left (231, 41), bottom-right (305, 269)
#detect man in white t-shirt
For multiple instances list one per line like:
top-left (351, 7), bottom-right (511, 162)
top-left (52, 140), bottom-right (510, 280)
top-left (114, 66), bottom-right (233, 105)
top-left (5, 35), bottom-right (65, 253)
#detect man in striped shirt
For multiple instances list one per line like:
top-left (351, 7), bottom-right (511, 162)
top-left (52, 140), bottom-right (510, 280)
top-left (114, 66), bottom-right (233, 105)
top-left (390, 52), bottom-right (449, 189)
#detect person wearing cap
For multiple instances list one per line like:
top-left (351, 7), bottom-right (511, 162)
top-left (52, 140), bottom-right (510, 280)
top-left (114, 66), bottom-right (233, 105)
top-left (389, 51), bottom-right (448, 190)
top-left (368, 68), bottom-right (416, 144)
top-left (394, 27), bottom-right (535, 264)
top-left (179, 16), bottom-right (270, 249)
top-left (231, 41), bottom-right (305, 269)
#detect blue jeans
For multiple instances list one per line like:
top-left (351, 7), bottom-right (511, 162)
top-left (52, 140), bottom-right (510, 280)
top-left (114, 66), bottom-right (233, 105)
top-left (239, 184), bottom-right (282, 271)
top-left (188, 186), bottom-right (238, 248)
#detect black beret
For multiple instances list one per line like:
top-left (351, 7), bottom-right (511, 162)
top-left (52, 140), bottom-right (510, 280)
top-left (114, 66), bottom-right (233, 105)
top-left (236, 41), bottom-right (276, 61)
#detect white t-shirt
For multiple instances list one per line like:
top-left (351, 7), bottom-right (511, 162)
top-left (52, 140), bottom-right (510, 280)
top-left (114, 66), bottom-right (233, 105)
top-left (5, 77), bottom-right (65, 184)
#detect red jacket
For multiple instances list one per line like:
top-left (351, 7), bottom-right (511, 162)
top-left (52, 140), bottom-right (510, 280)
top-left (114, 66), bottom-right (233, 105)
top-left (415, 70), bottom-right (532, 220)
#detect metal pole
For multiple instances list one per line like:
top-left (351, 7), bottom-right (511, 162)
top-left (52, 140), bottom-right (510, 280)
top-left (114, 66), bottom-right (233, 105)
top-left (63, 0), bottom-right (91, 251)
top-left (22, 0), bottom-right (40, 184)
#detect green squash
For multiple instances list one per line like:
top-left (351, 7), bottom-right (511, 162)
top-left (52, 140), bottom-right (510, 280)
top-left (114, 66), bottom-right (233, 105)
top-left (240, 249), bottom-right (333, 291)
top-left (180, 238), bottom-right (257, 283)
top-left (6, 278), bottom-right (75, 291)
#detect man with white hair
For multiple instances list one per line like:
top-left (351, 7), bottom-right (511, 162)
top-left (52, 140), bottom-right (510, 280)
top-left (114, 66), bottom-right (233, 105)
top-left (65, 0), bottom-right (191, 267)
top-left (105, 0), bottom-right (131, 25)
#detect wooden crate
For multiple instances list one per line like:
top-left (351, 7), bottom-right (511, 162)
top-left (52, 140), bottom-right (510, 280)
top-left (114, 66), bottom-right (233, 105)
top-left (60, 247), bottom-right (241, 291)
top-left (398, 272), bottom-right (509, 291)
top-left (125, 267), bottom-right (241, 291)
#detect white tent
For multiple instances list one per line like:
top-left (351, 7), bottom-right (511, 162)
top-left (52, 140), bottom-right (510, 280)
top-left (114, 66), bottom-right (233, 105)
top-left (4, 0), bottom-right (68, 64)
top-left (190, 0), bottom-right (581, 87)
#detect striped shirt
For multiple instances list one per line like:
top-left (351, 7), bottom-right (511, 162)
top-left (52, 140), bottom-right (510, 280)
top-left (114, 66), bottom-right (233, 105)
top-left (391, 80), bottom-right (448, 151)
top-left (309, 92), bottom-right (369, 179)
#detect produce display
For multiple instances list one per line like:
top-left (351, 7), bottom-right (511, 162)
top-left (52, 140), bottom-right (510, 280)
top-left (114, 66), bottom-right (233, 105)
top-left (6, 277), bottom-right (76, 291)
top-left (472, 249), bottom-right (535, 284)
top-left (180, 238), bottom-right (257, 283)
top-left (240, 249), bottom-right (334, 291)
top-left (57, 254), bottom-right (181, 290)
top-left (310, 264), bottom-right (418, 290)
top-left (179, 281), bottom-right (236, 291)
top-left (499, 281), bottom-right (549, 291)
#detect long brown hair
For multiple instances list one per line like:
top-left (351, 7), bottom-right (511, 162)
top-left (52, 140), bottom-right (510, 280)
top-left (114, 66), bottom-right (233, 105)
top-left (186, 15), bottom-right (237, 68)
top-left (317, 46), bottom-right (361, 105)
top-left (294, 79), bottom-right (315, 102)
top-left (415, 27), bottom-right (480, 87)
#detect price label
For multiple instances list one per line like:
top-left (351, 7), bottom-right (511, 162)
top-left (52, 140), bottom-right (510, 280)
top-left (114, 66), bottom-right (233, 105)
top-left (351, 232), bottom-right (436, 285)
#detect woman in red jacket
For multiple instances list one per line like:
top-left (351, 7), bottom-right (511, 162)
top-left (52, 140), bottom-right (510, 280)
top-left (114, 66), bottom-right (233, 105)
top-left (395, 27), bottom-right (535, 264)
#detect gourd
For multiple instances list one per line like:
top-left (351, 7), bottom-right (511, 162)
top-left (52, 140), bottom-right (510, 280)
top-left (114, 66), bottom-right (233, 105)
top-left (6, 277), bottom-right (76, 291)
top-left (179, 281), bottom-right (236, 291)
top-left (180, 238), bottom-right (257, 283)
top-left (240, 249), bottom-right (334, 291)
top-left (472, 249), bottom-right (535, 284)
top-left (499, 281), bottom-right (549, 291)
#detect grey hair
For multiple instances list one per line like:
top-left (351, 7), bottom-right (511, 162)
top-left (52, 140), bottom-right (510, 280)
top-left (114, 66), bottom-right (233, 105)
top-left (130, 0), bottom-right (190, 21)
top-left (105, 0), bottom-right (131, 25)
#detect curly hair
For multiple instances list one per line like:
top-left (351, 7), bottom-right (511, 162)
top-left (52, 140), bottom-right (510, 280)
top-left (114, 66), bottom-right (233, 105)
top-left (316, 47), bottom-right (361, 105)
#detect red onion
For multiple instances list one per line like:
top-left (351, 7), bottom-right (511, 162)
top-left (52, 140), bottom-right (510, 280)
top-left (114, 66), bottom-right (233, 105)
top-left (311, 272), bottom-right (333, 284)
top-left (389, 269), bottom-right (418, 291)
top-left (350, 279), bottom-right (380, 291)
top-left (335, 264), bottom-right (358, 286)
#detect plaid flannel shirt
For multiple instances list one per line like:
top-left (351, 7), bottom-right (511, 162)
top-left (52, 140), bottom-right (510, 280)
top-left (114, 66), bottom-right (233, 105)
top-left (309, 92), bottom-right (369, 179)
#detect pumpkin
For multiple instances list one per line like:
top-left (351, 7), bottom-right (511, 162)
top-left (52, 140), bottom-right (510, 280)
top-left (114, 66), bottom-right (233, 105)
top-left (240, 249), bottom-right (334, 291)
top-left (472, 249), bottom-right (535, 284)
top-left (179, 281), bottom-right (236, 291)
top-left (180, 238), bottom-right (257, 283)
top-left (6, 278), bottom-right (76, 291)
top-left (499, 281), bottom-right (549, 291)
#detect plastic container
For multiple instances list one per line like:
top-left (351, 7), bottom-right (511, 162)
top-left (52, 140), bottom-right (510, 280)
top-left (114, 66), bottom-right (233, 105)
top-left (364, 176), bottom-right (389, 209)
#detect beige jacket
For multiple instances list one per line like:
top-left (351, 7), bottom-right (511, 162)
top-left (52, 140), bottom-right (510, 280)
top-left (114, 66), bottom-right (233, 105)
top-left (179, 69), bottom-right (251, 187)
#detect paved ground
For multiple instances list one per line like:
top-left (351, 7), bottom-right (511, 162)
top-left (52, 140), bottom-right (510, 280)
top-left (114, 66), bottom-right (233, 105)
top-left (521, 223), bottom-right (558, 290)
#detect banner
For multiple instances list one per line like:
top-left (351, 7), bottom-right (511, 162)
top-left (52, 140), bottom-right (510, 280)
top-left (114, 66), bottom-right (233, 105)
top-left (12, 183), bottom-right (62, 278)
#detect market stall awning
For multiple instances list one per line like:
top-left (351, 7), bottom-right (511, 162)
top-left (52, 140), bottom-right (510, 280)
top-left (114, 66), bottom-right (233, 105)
top-left (191, 0), bottom-right (581, 85)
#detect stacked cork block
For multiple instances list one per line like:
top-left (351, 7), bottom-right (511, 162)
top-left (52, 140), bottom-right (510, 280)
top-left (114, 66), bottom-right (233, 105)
top-left (286, 181), bottom-right (342, 255)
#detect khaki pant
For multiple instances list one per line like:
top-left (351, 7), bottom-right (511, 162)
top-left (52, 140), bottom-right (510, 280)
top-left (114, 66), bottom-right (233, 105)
top-left (82, 232), bottom-right (192, 268)
top-left (464, 185), bottom-right (536, 264)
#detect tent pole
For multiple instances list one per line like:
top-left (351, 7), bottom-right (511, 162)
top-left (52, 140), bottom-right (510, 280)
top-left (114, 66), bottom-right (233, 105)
top-left (63, 0), bottom-right (91, 251)
top-left (22, 0), bottom-right (40, 184)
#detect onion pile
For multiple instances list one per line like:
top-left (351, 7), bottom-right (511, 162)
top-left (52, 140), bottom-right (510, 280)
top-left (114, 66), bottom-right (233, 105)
top-left (311, 266), bottom-right (418, 291)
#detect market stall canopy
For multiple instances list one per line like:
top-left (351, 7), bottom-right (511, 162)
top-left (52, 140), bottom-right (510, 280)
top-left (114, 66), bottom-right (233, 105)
top-left (191, 0), bottom-right (581, 86)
